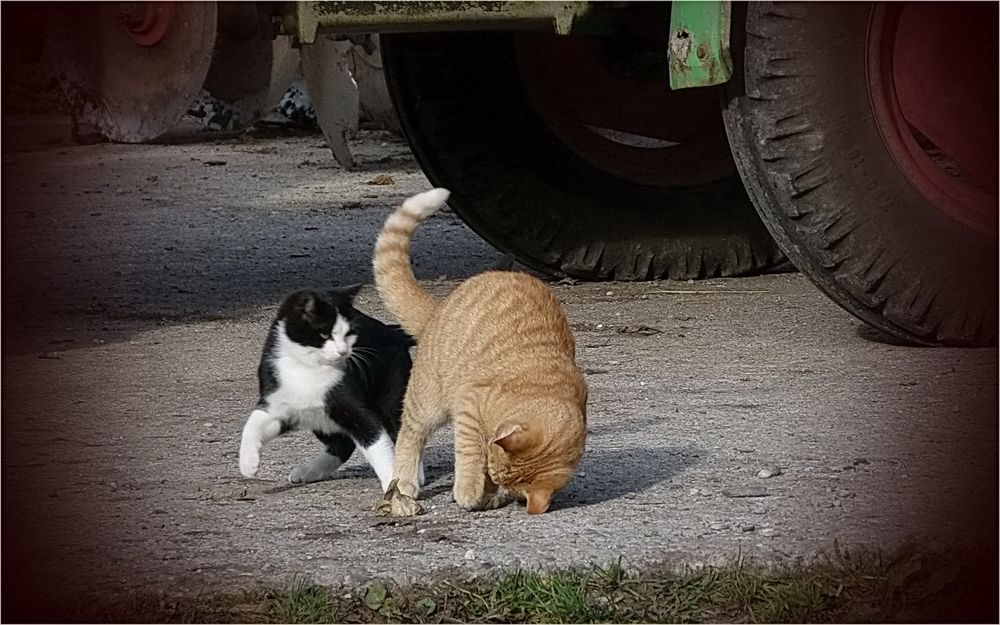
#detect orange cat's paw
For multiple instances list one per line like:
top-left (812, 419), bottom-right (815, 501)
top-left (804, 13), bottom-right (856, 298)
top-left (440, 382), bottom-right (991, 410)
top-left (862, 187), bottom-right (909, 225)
top-left (375, 479), bottom-right (424, 517)
top-left (480, 489), bottom-right (514, 511)
top-left (455, 488), bottom-right (513, 511)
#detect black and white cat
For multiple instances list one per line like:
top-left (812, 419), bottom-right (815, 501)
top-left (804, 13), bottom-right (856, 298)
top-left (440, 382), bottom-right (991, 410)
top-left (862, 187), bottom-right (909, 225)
top-left (238, 285), bottom-right (415, 491)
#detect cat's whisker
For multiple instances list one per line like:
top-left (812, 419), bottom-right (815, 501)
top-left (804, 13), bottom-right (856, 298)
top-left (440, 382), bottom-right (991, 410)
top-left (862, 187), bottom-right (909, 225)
top-left (347, 352), bottom-right (372, 388)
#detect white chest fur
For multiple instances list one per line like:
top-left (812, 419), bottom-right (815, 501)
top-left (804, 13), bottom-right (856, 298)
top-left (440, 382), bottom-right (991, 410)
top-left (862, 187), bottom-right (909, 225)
top-left (265, 325), bottom-right (346, 434)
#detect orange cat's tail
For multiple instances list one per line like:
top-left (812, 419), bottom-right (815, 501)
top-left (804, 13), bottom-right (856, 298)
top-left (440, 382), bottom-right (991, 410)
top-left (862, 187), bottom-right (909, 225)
top-left (373, 188), bottom-right (450, 339)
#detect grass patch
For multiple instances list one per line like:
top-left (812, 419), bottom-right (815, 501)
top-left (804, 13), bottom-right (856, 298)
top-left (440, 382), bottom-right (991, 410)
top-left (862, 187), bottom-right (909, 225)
top-left (45, 544), bottom-right (995, 623)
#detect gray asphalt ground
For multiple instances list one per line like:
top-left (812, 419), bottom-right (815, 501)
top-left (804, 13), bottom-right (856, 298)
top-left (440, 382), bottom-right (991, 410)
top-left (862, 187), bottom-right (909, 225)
top-left (2, 118), bottom-right (996, 617)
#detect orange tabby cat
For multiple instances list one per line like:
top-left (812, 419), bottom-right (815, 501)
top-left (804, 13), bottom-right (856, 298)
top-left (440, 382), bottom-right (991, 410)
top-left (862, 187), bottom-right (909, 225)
top-left (373, 188), bottom-right (587, 515)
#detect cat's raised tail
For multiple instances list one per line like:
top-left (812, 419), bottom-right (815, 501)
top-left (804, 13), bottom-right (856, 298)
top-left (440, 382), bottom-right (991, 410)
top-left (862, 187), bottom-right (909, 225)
top-left (373, 188), bottom-right (451, 339)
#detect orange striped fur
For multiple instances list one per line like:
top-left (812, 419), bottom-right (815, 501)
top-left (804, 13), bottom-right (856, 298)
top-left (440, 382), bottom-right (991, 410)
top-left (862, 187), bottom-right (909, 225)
top-left (373, 189), bottom-right (587, 514)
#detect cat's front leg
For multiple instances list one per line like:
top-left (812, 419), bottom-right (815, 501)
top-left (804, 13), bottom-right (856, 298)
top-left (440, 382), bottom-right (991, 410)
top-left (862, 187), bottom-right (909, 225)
top-left (239, 408), bottom-right (286, 478)
top-left (452, 413), bottom-right (505, 510)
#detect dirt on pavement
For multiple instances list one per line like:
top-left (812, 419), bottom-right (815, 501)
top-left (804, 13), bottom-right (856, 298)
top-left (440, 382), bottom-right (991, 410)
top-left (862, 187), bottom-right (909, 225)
top-left (2, 118), bottom-right (996, 620)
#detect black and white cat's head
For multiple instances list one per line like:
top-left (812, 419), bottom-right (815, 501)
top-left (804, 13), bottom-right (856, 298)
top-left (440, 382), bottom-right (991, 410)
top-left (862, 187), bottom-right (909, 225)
top-left (276, 285), bottom-right (363, 367)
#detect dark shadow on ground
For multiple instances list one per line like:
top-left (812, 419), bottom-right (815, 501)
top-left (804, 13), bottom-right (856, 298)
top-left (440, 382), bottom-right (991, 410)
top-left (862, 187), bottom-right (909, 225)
top-left (855, 325), bottom-right (929, 347)
top-left (554, 446), bottom-right (698, 510)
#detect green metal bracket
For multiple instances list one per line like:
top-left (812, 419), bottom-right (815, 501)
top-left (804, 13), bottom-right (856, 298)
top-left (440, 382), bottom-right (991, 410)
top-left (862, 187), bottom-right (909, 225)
top-left (668, 0), bottom-right (733, 90)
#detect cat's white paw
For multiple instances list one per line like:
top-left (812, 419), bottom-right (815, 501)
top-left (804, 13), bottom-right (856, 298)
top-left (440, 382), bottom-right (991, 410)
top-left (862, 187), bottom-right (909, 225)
top-left (239, 449), bottom-right (260, 478)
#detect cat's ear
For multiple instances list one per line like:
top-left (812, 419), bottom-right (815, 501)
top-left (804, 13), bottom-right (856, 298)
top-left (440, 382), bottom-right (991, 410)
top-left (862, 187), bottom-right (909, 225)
top-left (330, 283), bottom-right (364, 303)
top-left (293, 291), bottom-right (318, 322)
top-left (492, 422), bottom-right (531, 454)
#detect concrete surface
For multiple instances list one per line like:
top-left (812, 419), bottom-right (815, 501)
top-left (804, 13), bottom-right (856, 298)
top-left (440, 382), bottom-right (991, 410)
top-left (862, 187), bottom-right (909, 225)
top-left (2, 119), bottom-right (996, 616)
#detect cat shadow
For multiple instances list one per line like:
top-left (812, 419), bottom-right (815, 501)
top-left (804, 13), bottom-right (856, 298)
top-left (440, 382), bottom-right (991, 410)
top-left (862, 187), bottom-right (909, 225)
top-left (553, 446), bottom-right (699, 510)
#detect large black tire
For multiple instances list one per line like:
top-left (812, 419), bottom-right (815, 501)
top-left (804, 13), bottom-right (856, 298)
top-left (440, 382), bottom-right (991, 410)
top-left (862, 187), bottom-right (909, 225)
top-left (722, 2), bottom-right (997, 345)
top-left (381, 30), bottom-right (785, 281)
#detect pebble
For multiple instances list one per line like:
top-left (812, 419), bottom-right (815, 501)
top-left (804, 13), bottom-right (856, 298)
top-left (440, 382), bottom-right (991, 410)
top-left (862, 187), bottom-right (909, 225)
top-left (596, 323), bottom-right (604, 329)
top-left (464, 549), bottom-right (475, 560)
top-left (852, 457), bottom-right (870, 466)
top-left (756, 466), bottom-right (782, 479)
top-left (605, 291), bottom-right (613, 296)
top-left (709, 522), bottom-right (730, 531)
top-left (740, 524), bottom-right (756, 532)
top-left (689, 488), bottom-right (701, 496)
top-left (722, 486), bottom-right (768, 498)
top-left (759, 528), bottom-right (779, 537)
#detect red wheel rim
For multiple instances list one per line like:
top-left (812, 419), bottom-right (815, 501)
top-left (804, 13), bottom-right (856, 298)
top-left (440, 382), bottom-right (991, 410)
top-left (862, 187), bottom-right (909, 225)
top-left (119, 1), bottom-right (175, 47)
top-left (514, 16), bottom-right (736, 188)
top-left (867, 3), bottom-right (998, 234)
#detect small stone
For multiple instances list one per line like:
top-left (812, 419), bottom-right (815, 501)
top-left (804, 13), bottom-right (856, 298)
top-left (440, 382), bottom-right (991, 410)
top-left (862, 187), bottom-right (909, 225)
top-left (605, 291), bottom-right (613, 296)
top-left (202, 422), bottom-right (214, 427)
top-left (709, 522), bottom-right (729, 531)
top-left (852, 457), bottom-right (870, 466)
top-left (832, 499), bottom-right (842, 507)
top-left (596, 323), bottom-right (604, 329)
top-left (689, 488), bottom-right (701, 495)
top-left (464, 549), bottom-right (475, 560)
top-left (756, 466), bottom-right (782, 479)
top-left (687, 279), bottom-right (695, 284)
top-left (722, 486), bottom-right (768, 498)
top-left (740, 524), bottom-right (756, 532)
top-left (759, 528), bottom-right (778, 537)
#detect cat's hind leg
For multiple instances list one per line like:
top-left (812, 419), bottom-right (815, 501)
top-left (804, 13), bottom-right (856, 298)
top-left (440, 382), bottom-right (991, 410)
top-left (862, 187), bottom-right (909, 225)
top-left (239, 408), bottom-right (288, 478)
top-left (289, 432), bottom-right (355, 484)
top-left (392, 380), bottom-right (448, 500)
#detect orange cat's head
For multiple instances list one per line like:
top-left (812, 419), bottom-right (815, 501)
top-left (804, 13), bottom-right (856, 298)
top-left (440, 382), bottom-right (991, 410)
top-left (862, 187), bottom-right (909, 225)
top-left (485, 406), bottom-right (585, 514)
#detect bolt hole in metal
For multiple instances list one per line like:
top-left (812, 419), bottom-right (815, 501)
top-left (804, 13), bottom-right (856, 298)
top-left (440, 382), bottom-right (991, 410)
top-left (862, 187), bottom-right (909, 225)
top-left (867, 2), bottom-right (997, 234)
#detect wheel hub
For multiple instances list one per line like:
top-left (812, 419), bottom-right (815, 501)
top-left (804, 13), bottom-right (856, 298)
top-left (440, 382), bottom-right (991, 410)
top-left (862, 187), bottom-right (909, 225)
top-left (867, 3), bottom-right (998, 233)
top-left (117, 2), bottom-right (175, 47)
top-left (514, 4), bottom-right (737, 189)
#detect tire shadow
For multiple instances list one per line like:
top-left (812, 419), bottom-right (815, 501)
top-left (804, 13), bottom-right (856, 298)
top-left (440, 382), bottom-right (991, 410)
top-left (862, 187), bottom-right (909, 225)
top-left (855, 325), bottom-right (930, 347)
top-left (554, 446), bottom-right (700, 510)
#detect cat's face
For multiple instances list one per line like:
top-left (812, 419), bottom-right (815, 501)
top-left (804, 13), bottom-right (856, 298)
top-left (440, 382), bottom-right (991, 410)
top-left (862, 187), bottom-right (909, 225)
top-left (486, 414), bottom-right (584, 514)
top-left (279, 286), bottom-right (362, 365)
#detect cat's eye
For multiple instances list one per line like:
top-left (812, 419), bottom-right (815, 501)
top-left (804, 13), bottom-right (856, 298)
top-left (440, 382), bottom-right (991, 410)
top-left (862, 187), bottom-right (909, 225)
top-left (319, 332), bottom-right (331, 340)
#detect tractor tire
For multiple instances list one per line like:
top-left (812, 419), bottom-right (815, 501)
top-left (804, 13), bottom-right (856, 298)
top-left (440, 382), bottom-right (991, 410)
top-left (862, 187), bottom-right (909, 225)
top-left (722, 2), bottom-right (997, 345)
top-left (381, 29), bottom-right (785, 281)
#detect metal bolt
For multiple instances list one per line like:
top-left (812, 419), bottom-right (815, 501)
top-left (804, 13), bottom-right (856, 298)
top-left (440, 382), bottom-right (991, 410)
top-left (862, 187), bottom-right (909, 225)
top-left (696, 43), bottom-right (709, 60)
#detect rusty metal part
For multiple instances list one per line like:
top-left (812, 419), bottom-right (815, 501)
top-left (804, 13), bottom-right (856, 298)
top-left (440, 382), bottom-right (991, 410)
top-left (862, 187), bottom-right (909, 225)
top-left (284, 1), bottom-right (591, 43)
top-left (46, 2), bottom-right (217, 143)
top-left (203, 3), bottom-right (300, 129)
top-left (668, 0), bottom-right (732, 89)
top-left (300, 36), bottom-right (359, 168)
top-left (354, 34), bottom-right (402, 135)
